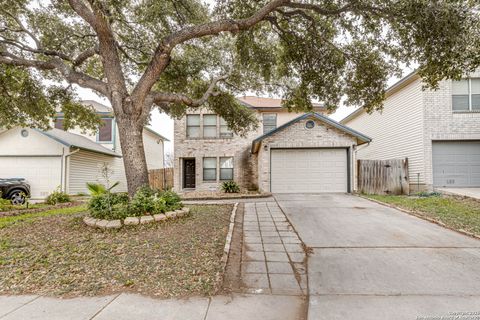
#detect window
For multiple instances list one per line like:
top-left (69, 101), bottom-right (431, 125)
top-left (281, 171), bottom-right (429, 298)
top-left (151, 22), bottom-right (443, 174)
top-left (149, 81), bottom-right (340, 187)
top-left (186, 115), bottom-right (200, 138)
top-left (98, 118), bottom-right (113, 142)
top-left (263, 113), bottom-right (277, 133)
top-left (472, 79), bottom-right (480, 111)
top-left (220, 118), bottom-right (233, 138)
top-left (220, 157), bottom-right (234, 180)
top-left (452, 78), bottom-right (480, 112)
top-left (54, 118), bottom-right (64, 130)
top-left (203, 114), bottom-right (217, 138)
top-left (203, 157), bottom-right (217, 181)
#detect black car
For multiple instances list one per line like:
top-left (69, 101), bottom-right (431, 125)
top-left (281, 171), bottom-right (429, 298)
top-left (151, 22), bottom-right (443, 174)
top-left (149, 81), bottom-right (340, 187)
top-left (0, 178), bottom-right (31, 205)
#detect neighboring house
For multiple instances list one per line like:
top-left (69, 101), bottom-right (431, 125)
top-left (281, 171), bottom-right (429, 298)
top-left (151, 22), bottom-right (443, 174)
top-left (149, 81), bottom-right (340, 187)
top-left (341, 71), bottom-right (480, 191)
top-left (0, 101), bottom-right (168, 199)
top-left (173, 96), bottom-right (371, 193)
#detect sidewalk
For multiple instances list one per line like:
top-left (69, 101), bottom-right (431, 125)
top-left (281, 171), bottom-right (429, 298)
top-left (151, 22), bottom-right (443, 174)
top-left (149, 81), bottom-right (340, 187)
top-left (0, 293), bottom-right (305, 320)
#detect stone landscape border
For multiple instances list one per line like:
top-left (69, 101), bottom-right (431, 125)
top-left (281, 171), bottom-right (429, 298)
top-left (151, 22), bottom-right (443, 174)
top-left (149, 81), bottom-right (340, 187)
top-left (216, 202), bottom-right (238, 288)
top-left (83, 207), bottom-right (191, 229)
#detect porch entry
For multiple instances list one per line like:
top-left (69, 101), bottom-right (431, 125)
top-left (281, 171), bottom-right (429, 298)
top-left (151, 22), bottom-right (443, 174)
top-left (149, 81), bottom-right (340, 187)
top-left (183, 158), bottom-right (196, 189)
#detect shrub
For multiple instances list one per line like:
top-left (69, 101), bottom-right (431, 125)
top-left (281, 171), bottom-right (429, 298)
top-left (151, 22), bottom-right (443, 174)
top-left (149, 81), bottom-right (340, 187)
top-left (160, 189), bottom-right (182, 211)
top-left (45, 188), bottom-right (71, 205)
top-left (153, 197), bottom-right (167, 213)
top-left (87, 185), bottom-right (183, 219)
top-left (129, 186), bottom-right (157, 216)
top-left (221, 181), bottom-right (240, 193)
top-left (88, 192), bottom-right (129, 220)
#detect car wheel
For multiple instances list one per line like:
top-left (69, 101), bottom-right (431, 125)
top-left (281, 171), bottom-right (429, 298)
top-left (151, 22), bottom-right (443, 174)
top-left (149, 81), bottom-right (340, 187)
top-left (9, 190), bottom-right (26, 205)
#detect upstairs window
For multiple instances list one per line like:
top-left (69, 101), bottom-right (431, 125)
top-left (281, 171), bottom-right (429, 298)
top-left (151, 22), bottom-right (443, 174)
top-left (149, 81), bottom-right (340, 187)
top-left (220, 118), bottom-right (233, 138)
top-left (186, 115), bottom-right (200, 138)
top-left (54, 118), bottom-right (64, 130)
top-left (263, 113), bottom-right (277, 134)
top-left (452, 78), bottom-right (480, 112)
top-left (98, 118), bottom-right (113, 142)
top-left (203, 114), bottom-right (217, 138)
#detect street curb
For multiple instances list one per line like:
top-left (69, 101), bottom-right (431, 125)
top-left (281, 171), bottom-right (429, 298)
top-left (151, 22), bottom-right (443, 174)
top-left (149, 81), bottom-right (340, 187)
top-left (358, 195), bottom-right (480, 241)
top-left (216, 202), bottom-right (238, 290)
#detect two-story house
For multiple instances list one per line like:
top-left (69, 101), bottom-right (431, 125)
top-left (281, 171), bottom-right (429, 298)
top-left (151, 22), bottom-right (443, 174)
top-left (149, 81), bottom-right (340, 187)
top-left (173, 96), bottom-right (371, 194)
top-left (341, 71), bottom-right (480, 191)
top-left (0, 100), bottom-right (167, 199)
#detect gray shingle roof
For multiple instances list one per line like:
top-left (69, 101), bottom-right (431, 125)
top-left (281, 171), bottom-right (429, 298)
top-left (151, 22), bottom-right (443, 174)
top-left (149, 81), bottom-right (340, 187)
top-left (36, 128), bottom-right (122, 157)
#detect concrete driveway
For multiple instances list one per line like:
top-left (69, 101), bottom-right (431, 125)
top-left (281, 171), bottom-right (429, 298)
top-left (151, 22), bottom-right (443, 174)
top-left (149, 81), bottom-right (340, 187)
top-left (275, 193), bottom-right (480, 320)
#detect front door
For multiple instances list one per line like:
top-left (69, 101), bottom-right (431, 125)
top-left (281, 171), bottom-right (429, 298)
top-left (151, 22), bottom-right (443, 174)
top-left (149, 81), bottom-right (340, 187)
top-left (183, 159), bottom-right (196, 188)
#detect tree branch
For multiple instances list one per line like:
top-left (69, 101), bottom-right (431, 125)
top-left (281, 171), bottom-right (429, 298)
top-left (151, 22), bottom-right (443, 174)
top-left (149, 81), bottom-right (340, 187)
top-left (0, 37), bottom-right (73, 62)
top-left (132, 0), bottom-right (290, 105)
top-left (73, 45), bottom-right (99, 66)
top-left (0, 51), bottom-right (108, 95)
top-left (1, 9), bottom-right (42, 49)
top-left (68, 0), bottom-right (128, 108)
top-left (149, 74), bottom-right (228, 107)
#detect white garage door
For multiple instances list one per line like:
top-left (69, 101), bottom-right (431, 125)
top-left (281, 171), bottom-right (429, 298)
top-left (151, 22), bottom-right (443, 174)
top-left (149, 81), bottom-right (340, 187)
top-left (433, 141), bottom-right (480, 187)
top-left (271, 149), bottom-right (348, 193)
top-left (0, 157), bottom-right (62, 199)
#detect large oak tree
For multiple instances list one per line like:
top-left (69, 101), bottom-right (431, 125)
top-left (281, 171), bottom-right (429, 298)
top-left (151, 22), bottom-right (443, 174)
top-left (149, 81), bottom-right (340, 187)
top-left (1, 0), bottom-right (479, 196)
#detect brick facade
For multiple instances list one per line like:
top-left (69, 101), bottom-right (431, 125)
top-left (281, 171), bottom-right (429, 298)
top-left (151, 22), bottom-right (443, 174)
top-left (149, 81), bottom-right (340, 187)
top-left (422, 70), bottom-right (480, 188)
top-left (257, 117), bottom-right (357, 192)
top-left (174, 108), bottom-right (360, 193)
top-left (173, 108), bottom-right (262, 192)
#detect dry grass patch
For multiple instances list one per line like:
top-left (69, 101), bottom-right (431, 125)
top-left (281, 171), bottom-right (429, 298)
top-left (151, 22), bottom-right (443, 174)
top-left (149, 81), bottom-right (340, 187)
top-left (0, 204), bottom-right (232, 298)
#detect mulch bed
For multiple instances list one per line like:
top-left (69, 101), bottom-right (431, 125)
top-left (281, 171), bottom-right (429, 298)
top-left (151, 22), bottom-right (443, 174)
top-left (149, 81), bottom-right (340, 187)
top-left (0, 204), bottom-right (233, 298)
top-left (0, 201), bottom-right (84, 218)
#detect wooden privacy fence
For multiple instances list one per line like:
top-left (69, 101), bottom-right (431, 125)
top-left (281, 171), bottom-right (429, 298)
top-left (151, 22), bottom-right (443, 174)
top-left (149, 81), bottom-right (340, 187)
top-left (357, 158), bottom-right (409, 195)
top-left (148, 168), bottom-right (174, 190)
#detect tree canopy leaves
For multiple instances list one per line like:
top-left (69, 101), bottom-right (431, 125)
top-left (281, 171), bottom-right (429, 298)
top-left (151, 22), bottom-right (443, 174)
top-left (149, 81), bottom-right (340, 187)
top-left (0, 0), bottom-right (479, 130)
top-left (0, 64), bottom-right (100, 131)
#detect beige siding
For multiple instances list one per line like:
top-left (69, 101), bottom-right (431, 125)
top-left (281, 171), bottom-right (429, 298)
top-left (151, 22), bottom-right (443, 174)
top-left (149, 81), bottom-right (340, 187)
top-left (0, 129), bottom-right (65, 199)
top-left (0, 128), bottom-right (64, 156)
top-left (346, 78), bottom-right (426, 186)
top-left (143, 130), bottom-right (164, 170)
top-left (68, 150), bottom-right (128, 195)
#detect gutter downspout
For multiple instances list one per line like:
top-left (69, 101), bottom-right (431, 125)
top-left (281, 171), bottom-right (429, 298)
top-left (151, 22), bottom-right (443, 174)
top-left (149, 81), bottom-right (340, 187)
top-left (63, 148), bottom-right (80, 193)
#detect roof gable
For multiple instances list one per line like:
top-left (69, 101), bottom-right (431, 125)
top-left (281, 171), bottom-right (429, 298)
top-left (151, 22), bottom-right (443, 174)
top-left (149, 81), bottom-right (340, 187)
top-left (251, 112), bottom-right (371, 153)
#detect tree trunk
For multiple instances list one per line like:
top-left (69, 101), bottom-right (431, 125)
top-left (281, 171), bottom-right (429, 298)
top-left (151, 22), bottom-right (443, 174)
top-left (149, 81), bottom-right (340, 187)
top-left (115, 114), bottom-right (149, 197)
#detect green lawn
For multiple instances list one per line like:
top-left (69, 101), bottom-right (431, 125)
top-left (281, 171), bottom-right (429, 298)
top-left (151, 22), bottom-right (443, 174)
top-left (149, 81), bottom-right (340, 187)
top-left (0, 205), bottom-right (87, 228)
top-left (366, 194), bottom-right (480, 237)
top-left (0, 202), bottom-right (50, 212)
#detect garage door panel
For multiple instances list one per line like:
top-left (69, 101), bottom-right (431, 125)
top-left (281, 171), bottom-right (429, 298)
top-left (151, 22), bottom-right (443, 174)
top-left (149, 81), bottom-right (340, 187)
top-left (0, 157), bottom-right (62, 199)
top-left (271, 149), bottom-right (348, 193)
top-left (433, 141), bottom-right (480, 187)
